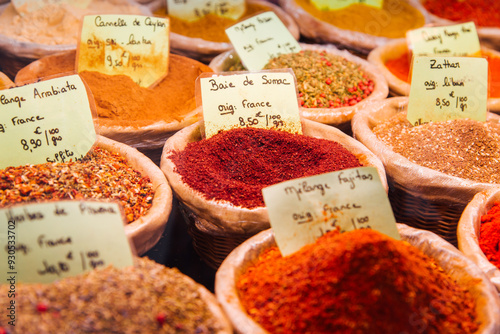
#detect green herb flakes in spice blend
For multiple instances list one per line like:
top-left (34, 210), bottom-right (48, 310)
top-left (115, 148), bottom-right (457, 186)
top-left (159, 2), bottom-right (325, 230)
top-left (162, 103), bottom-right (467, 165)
top-left (0, 258), bottom-right (224, 334)
top-left (0, 147), bottom-right (154, 223)
top-left (263, 50), bottom-right (374, 108)
top-left (170, 127), bottom-right (362, 209)
top-left (237, 229), bottom-right (479, 334)
top-left (373, 114), bottom-right (500, 184)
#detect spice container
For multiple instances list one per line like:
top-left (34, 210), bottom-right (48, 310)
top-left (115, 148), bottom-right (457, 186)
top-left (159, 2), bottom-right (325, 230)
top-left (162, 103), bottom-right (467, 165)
top-left (15, 50), bottom-right (212, 165)
top-left (148, 0), bottom-right (299, 63)
top-left (0, 257), bottom-right (232, 333)
top-left (209, 43), bottom-right (388, 132)
top-left (367, 38), bottom-right (500, 113)
top-left (278, 0), bottom-right (429, 53)
top-left (351, 97), bottom-right (500, 245)
top-left (160, 119), bottom-right (387, 268)
top-left (215, 225), bottom-right (500, 334)
top-left (0, 0), bottom-right (149, 79)
top-left (458, 188), bottom-right (500, 291)
top-left (418, 0), bottom-right (500, 50)
top-left (0, 135), bottom-right (172, 255)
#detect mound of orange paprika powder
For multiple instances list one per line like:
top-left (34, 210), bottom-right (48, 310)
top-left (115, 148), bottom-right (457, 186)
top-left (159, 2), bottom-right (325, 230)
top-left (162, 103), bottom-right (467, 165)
top-left (480, 201), bottom-right (500, 269)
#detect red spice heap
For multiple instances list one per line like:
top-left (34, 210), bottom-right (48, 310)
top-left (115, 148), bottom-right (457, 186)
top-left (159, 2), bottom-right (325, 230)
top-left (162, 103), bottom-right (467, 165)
top-left (237, 229), bottom-right (479, 334)
top-left (170, 127), bottom-right (362, 209)
top-left (423, 0), bottom-right (500, 28)
top-left (480, 201), bottom-right (500, 268)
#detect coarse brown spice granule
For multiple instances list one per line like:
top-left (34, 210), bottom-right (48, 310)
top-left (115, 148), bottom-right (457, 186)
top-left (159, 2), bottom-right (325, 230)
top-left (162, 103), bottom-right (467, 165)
top-left (0, 147), bottom-right (154, 223)
top-left (0, 257), bottom-right (224, 334)
top-left (372, 113), bottom-right (500, 183)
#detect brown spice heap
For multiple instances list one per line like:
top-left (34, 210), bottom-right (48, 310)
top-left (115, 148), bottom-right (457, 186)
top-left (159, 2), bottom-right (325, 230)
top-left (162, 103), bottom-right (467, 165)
top-left (0, 258), bottom-right (223, 334)
top-left (170, 127), bottom-right (362, 208)
top-left (237, 229), bottom-right (479, 334)
top-left (0, 147), bottom-right (154, 223)
top-left (373, 113), bottom-right (500, 183)
top-left (264, 50), bottom-right (374, 108)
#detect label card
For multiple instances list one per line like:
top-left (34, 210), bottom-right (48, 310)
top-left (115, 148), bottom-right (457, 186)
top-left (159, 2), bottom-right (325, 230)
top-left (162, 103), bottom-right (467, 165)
top-left (12, 0), bottom-right (92, 15)
top-left (407, 56), bottom-right (488, 126)
top-left (262, 167), bottom-right (400, 257)
top-left (0, 75), bottom-right (96, 169)
top-left (77, 15), bottom-right (170, 88)
top-left (407, 22), bottom-right (481, 57)
top-left (225, 11), bottom-right (301, 71)
top-left (311, 0), bottom-right (383, 11)
top-left (0, 201), bottom-right (134, 284)
top-left (198, 70), bottom-right (302, 138)
top-left (167, 0), bottom-right (245, 22)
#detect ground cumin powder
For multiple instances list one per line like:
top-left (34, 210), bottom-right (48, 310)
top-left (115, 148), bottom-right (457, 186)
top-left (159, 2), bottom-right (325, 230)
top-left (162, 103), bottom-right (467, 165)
top-left (155, 2), bottom-right (270, 42)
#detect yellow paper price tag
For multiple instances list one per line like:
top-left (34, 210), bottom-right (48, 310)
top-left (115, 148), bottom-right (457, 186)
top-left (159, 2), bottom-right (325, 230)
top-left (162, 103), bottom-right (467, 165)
top-left (311, 0), bottom-right (383, 11)
top-left (0, 201), bottom-right (134, 284)
top-left (77, 15), bottom-right (170, 88)
top-left (262, 167), bottom-right (399, 257)
top-left (0, 75), bottom-right (96, 169)
top-left (166, 0), bottom-right (245, 22)
top-left (12, 0), bottom-right (91, 14)
top-left (225, 11), bottom-right (301, 71)
top-left (407, 22), bottom-right (481, 57)
top-left (198, 70), bottom-right (302, 138)
top-left (407, 56), bottom-right (488, 126)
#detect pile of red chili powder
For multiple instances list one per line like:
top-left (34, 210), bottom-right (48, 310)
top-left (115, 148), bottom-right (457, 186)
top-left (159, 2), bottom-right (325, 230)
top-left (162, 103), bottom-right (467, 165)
top-left (237, 229), bottom-right (479, 334)
top-left (480, 201), bottom-right (500, 269)
top-left (169, 127), bottom-right (362, 208)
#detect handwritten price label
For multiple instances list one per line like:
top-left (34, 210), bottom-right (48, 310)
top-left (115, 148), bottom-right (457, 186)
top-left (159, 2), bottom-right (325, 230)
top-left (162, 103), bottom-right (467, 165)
top-left (12, 0), bottom-right (91, 14)
top-left (77, 15), bottom-right (170, 88)
top-left (262, 167), bottom-right (399, 256)
top-left (198, 70), bottom-right (302, 138)
top-left (310, 0), bottom-right (383, 11)
top-left (225, 11), bottom-right (300, 71)
top-left (0, 75), bottom-right (96, 169)
top-left (167, 0), bottom-right (245, 22)
top-left (407, 22), bottom-right (481, 57)
top-left (0, 201), bottom-right (134, 284)
top-left (407, 56), bottom-right (488, 125)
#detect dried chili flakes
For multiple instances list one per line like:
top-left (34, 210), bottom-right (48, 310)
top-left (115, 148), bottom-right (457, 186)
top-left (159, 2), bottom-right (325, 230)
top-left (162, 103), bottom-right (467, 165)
top-left (0, 147), bottom-right (154, 223)
top-left (0, 258), bottom-right (224, 333)
top-left (237, 229), bottom-right (479, 334)
top-left (170, 127), bottom-right (362, 209)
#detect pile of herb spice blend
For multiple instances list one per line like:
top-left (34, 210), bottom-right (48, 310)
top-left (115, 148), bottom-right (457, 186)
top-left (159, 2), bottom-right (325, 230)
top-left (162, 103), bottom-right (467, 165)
top-left (0, 257), bottom-right (224, 334)
top-left (0, 147), bottom-right (154, 223)
top-left (237, 229), bottom-right (479, 334)
top-left (170, 127), bottom-right (362, 209)
top-left (230, 50), bottom-right (374, 108)
top-left (372, 113), bottom-right (500, 184)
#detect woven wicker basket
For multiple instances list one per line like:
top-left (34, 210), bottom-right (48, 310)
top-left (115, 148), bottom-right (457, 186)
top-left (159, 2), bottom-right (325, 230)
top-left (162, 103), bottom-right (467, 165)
top-left (160, 119), bottom-right (388, 269)
top-left (458, 188), bottom-right (500, 291)
top-left (351, 97), bottom-right (500, 246)
top-left (208, 43), bottom-right (389, 132)
top-left (215, 224), bottom-right (500, 334)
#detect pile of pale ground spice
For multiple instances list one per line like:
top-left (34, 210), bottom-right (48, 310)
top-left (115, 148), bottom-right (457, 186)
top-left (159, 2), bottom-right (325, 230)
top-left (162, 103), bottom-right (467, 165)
top-left (373, 113), bottom-right (500, 183)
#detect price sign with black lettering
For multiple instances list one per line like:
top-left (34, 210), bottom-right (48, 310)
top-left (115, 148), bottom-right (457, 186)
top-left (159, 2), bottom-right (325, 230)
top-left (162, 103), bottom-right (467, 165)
top-left (262, 167), bottom-right (399, 256)
top-left (0, 201), bottom-right (134, 283)
top-left (407, 22), bottom-right (481, 57)
top-left (78, 15), bottom-right (170, 88)
top-left (0, 75), bottom-right (96, 169)
top-left (310, 0), bottom-right (382, 10)
top-left (198, 70), bottom-right (302, 138)
top-left (167, 0), bottom-right (245, 22)
top-left (225, 11), bottom-right (301, 71)
top-left (407, 56), bottom-right (488, 125)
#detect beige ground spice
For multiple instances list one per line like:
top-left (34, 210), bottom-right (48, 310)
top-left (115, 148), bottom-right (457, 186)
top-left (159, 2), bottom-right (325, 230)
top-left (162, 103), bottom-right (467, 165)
top-left (373, 113), bottom-right (500, 183)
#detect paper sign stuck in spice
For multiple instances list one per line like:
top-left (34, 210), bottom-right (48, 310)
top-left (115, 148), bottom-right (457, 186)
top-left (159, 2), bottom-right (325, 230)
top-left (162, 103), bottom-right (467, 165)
top-left (0, 75), bottom-right (96, 169)
top-left (198, 70), bottom-right (302, 138)
top-left (225, 11), bottom-right (301, 71)
top-left (0, 200), bottom-right (134, 284)
top-left (407, 56), bottom-right (488, 126)
top-left (77, 15), bottom-right (170, 88)
top-left (262, 166), bottom-right (399, 257)
top-left (167, 0), bottom-right (245, 22)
